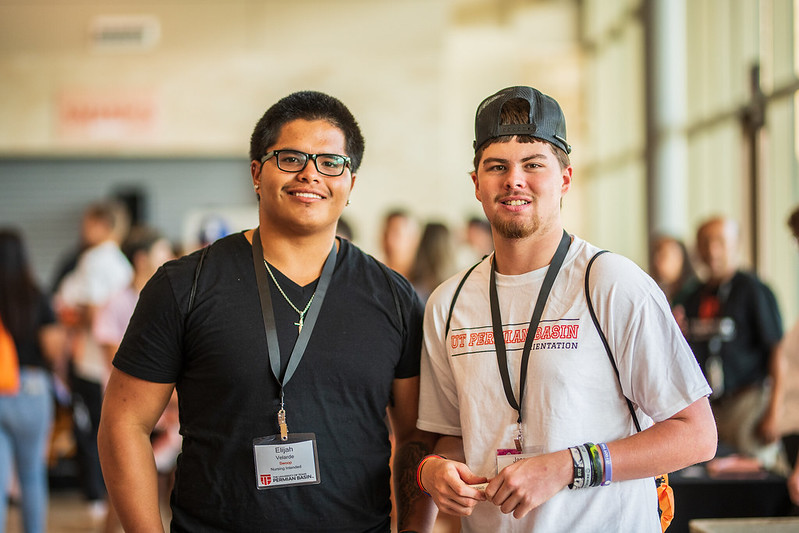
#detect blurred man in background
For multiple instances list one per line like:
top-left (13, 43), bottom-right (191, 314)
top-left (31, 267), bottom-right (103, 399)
top-left (682, 216), bottom-right (783, 468)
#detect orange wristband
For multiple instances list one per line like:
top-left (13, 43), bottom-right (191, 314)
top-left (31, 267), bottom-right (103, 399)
top-left (416, 454), bottom-right (445, 495)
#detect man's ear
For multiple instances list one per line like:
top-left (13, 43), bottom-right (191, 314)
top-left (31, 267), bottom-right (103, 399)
top-left (561, 165), bottom-right (573, 196)
top-left (251, 160), bottom-right (261, 187)
top-left (471, 171), bottom-right (481, 202)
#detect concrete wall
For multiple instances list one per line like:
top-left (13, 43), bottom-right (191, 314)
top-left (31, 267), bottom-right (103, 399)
top-left (0, 0), bottom-right (584, 285)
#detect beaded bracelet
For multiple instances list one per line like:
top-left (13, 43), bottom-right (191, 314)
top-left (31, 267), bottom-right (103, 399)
top-left (416, 454), bottom-right (445, 495)
top-left (597, 442), bottom-right (612, 486)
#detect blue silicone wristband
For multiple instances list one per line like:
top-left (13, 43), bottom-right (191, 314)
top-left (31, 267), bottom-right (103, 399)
top-left (598, 442), bottom-right (612, 486)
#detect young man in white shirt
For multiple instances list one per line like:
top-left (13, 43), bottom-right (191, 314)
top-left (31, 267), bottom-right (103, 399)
top-left (417, 86), bottom-right (717, 532)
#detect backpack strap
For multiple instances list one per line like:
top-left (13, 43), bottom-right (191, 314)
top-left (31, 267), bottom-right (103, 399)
top-left (187, 245), bottom-right (210, 314)
top-left (376, 259), bottom-right (408, 409)
top-left (584, 250), bottom-right (642, 433)
top-left (445, 258), bottom-right (486, 336)
top-left (376, 260), bottom-right (406, 339)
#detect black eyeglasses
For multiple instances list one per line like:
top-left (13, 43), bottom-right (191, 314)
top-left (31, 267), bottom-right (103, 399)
top-left (261, 150), bottom-right (352, 177)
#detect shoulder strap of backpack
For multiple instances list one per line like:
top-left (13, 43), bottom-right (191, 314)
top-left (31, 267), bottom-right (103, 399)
top-left (584, 250), bottom-right (642, 433)
top-left (187, 245), bottom-right (210, 314)
top-left (445, 258), bottom-right (485, 336)
top-left (376, 260), bottom-right (406, 339)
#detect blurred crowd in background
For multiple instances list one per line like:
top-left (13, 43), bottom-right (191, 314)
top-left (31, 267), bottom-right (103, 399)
top-left (6, 197), bottom-right (799, 531)
top-left (0, 199), bottom-right (493, 532)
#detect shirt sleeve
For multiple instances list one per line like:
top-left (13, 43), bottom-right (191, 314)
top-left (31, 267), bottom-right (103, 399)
top-left (393, 275), bottom-right (425, 379)
top-left (417, 283), bottom-right (463, 436)
top-left (589, 253), bottom-right (712, 424)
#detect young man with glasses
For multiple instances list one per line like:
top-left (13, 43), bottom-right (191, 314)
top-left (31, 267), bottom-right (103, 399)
top-left (415, 86), bottom-right (717, 532)
top-left (98, 91), bottom-right (437, 532)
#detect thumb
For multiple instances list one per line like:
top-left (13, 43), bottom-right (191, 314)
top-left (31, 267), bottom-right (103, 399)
top-left (453, 462), bottom-right (488, 485)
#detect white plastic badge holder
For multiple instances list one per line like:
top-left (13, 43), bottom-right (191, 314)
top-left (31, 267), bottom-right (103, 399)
top-left (253, 433), bottom-right (321, 490)
top-left (496, 445), bottom-right (543, 473)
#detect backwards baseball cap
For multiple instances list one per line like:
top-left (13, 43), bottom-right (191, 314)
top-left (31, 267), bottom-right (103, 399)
top-left (473, 86), bottom-right (571, 155)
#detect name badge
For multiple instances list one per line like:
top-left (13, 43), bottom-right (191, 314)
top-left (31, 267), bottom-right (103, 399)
top-left (496, 445), bottom-right (544, 473)
top-left (253, 433), bottom-right (321, 489)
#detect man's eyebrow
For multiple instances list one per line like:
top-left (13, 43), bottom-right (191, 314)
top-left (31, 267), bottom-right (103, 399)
top-left (521, 153), bottom-right (548, 162)
top-left (482, 157), bottom-right (510, 165)
top-left (482, 153), bottom-right (548, 166)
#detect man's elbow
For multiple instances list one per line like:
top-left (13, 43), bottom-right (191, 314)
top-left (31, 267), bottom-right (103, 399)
top-left (691, 403), bottom-right (718, 463)
top-left (695, 428), bottom-right (718, 463)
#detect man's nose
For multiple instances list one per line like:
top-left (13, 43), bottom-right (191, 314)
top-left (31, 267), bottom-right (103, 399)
top-left (296, 158), bottom-right (321, 182)
top-left (503, 166), bottom-right (526, 189)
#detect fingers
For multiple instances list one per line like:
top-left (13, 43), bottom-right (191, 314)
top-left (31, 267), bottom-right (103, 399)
top-left (434, 483), bottom-right (485, 516)
top-left (457, 467), bottom-right (489, 486)
top-left (424, 459), bottom-right (487, 516)
top-left (426, 454), bottom-right (566, 519)
top-left (485, 477), bottom-right (534, 518)
top-left (436, 492), bottom-right (481, 516)
top-left (436, 469), bottom-right (487, 514)
top-left (484, 452), bottom-right (572, 518)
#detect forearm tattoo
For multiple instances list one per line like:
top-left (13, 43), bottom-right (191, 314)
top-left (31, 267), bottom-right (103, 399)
top-left (394, 440), bottom-right (431, 530)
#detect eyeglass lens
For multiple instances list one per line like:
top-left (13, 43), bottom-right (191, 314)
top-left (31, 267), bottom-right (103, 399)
top-left (276, 150), bottom-right (347, 176)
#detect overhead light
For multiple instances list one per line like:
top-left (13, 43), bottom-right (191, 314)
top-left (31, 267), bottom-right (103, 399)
top-left (89, 15), bottom-right (161, 52)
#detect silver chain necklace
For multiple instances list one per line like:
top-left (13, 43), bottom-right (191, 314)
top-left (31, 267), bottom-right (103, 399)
top-left (263, 260), bottom-right (315, 333)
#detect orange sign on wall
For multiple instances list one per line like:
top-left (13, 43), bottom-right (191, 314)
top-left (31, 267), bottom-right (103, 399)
top-left (57, 88), bottom-right (161, 143)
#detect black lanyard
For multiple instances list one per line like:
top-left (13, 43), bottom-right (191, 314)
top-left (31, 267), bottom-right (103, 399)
top-left (251, 227), bottom-right (337, 395)
top-left (489, 229), bottom-right (571, 433)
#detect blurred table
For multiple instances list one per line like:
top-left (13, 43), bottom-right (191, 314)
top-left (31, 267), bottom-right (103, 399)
top-left (689, 517), bottom-right (799, 532)
top-left (668, 464), bottom-right (793, 533)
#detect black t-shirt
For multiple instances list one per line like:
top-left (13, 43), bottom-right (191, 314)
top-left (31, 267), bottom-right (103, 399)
top-left (12, 291), bottom-right (56, 369)
top-left (683, 271), bottom-right (782, 395)
top-left (114, 233), bottom-right (424, 532)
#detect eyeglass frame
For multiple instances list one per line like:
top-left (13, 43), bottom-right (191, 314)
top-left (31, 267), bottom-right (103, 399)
top-left (260, 149), bottom-right (353, 177)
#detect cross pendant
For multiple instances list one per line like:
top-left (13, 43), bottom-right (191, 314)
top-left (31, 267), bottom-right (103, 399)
top-left (295, 316), bottom-right (303, 333)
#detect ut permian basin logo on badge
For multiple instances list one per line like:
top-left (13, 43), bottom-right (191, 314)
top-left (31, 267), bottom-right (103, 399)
top-left (260, 474), bottom-right (272, 486)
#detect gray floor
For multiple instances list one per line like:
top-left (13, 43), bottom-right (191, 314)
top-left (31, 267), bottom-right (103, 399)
top-left (5, 490), bottom-right (171, 533)
top-left (5, 491), bottom-right (458, 532)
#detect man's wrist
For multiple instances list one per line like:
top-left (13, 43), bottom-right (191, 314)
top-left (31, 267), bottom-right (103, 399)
top-left (562, 448), bottom-right (579, 489)
top-left (416, 454), bottom-right (446, 495)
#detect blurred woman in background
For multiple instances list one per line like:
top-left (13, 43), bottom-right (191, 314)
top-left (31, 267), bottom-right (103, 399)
top-left (0, 228), bottom-right (64, 533)
top-left (650, 234), bottom-right (699, 309)
top-left (410, 222), bottom-right (458, 302)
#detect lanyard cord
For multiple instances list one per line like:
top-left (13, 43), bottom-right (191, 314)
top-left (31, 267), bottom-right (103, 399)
top-left (489, 229), bottom-right (571, 426)
top-left (251, 227), bottom-right (337, 392)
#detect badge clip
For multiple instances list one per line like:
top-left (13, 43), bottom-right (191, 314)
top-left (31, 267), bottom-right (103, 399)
top-left (513, 423), bottom-right (523, 452)
top-left (278, 408), bottom-right (288, 441)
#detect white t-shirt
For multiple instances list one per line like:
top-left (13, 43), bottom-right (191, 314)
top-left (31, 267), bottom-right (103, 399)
top-left (418, 235), bottom-right (711, 533)
top-left (57, 240), bottom-right (132, 383)
top-left (57, 241), bottom-right (132, 308)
